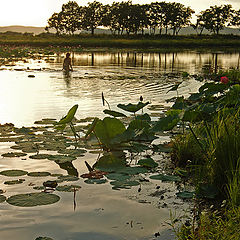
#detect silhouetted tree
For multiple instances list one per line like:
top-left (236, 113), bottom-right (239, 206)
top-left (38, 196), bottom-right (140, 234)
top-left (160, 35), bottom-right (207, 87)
top-left (82, 1), bottom-right (103, 35)
top-left (231, 9), bottom-right (240, 29)
top-left (45, 12), bottom-right (64, 35)
top-left (198, 5), bottom-right (233, 35)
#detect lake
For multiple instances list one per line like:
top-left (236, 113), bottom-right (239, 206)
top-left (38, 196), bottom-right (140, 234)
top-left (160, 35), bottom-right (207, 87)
top-left (0, 50), bottom-right (239, 240)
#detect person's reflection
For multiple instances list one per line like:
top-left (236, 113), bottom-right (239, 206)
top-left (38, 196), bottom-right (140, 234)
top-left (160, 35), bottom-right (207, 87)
top-left (55, 161), bottom-right (79, 177)
top-left (63, 70), bottom-right (71, 87)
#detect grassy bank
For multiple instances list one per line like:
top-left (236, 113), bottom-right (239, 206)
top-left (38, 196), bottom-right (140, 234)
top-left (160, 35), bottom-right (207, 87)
top-left (1, 33), bottom-right (240, 50)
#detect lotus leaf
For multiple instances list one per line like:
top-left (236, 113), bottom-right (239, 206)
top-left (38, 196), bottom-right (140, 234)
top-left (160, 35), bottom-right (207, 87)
top-left (150, 174), bottom-right (181, 182)
top-left (56, 185), bottom-right (81, 192)
top-left (56, 104), bottom-right (78, 125)
top-left (135, 113), bottom-right (151, 122)
top-left (57, 149), bottom-right (86, 157)
top-left (57, 175), bottom-right (79, 182)
top-left (95, 117), bottom-right (126, 149)
top-left (35, 237), bottom-right (54, 240)
top-left (34, 119), bottom-right (57, 125)
top-left (110, 180), bottom-right (139, 190)
top-left (80, 170), bottom-right (107, 179)
top-left (119, 166), bottom-right (149, 175)
top-left (197, 184), bottom-right (219, 199)
top-left (103, 110), bottom-right (126, 118)
top-left (14, 127), bottom-right (33, 135)
top-left (33, 186), bottom-right (45, 190)
top-left (176, 191), bottom-right (195, 199)
top-left (0, 137), bottom-right (23, 142)
top-left (167, 82), bottom-right (182, 92)
top-left (152, 144), bottom-right (172, 153)
top-left (117, 102), bottom-right (149, 113)
top-left (138, 158), bottom-right (158, 168)
top-left (47, 155), bottom-right (76, 163)
top-left (84, 179), bottom-right (107, 184)
top-left (43, 180), bottom-right (58, 188)
top-left (27, 172), bottom-right (51, 177)
top-left (4, 179), bottom-right (25, 185)
top-left (0, 195), bottom-right (6, 203)
top-left (1, 152), bottom-right (27, 157)
top-left (29, 154), bottom-right (51, 159)
top-left (0, 170), bottom-right (28, 176)
top-left (6, 192), bottom-right (60, 207)
top-left (106, 173), bottom-right (131, 181)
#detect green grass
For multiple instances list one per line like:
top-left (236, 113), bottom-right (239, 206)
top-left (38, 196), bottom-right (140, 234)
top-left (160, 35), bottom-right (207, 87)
top-left (0, 33), bottom-right (240, 49)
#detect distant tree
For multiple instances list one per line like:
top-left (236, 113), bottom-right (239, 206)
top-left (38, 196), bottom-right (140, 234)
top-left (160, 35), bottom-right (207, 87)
top-left (61, 1), bottom-right (82, 35)
top-left (231, 9), bottom-right (240, 29)
top-left (191, 12), bottom-right (208, 35)
top-left (168, 2), bottom-right (194, 35)
top-left (198, 5), bottom-right (233, 35)
top-left (45, 12), bottom-right (64, 35)
top-left (82, 1), bottom-right (103, 35)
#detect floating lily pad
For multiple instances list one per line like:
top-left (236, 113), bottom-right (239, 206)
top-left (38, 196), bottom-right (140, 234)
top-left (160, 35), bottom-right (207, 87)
top-left (150, 174), bottom-right (181, 182)
top-left (47, 155), bottom-right (76, 163)
top-left (56, 185), bottom-right (81, 192)
top-left (57, 149), bottom-right (87, 157)
top-left (84, 179), bottom-right (107, 184)
top-left (35, 237), bottom-right (54, 240)
top-left (57, 175), bottom-right (79, 182)
top-left (4, 179), bottom-right (25, 185)
top-left (0, 195), bottom-right (6, 203)
top-left (43, 180), bottom-right (58, 188)
top-left (33, 186), bottom-right (45, 190)
top-left (7, 192), bottom-right (60, 207)
top-left (119, 167), bottom-right (149, 175)
top-left (138, 158), bottom-right (158, 168)
top-left (176, 191), bottom-right (195, 199)
top-left (34, 119), bottom-right (57, 125)
top-left (29, 154), bottom-right (51, 159)
top-left (117, 102), bottom-right (149, 113)
top-left (1, 152), bottom-right (27, 157)
top-left (106, 173), bottom-right (131, 181)
top-left (35, 237), bottom-right (53, 240)
top-left (110, 180), bottom-right (139, 190)
top-left (27, 172), bottom-right (51, 177)
top-left (0, 170), bottom-right (28, 177)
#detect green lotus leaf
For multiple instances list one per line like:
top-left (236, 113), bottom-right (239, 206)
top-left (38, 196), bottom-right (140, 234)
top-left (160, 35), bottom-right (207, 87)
top-left (6, 192), bottom-right (60, 207)
top-left (152, 144), bottom-right (172, 153)
top-left (117, 102), bottom-right (149, 113)
top-left (57, 148), bottom-right (87, 157)
top-left (4, 179), bottom-right (25, 185)
top-left (0, 195), bottom-right (6, 203)
top-left (56, 185), bottom-right (81, 192)
top-left (150, 174), bottom-right (181, 182)
top-left (35, 237), bottom-right (54, 240)
top-left (138, 158), bottom-right (158, 168)
top-left (110, 180), bottom-right (139, 190)
top-left (29, 154), bottom-right (51, 159)
top-left (57, 175), bottom-right (79, 182)
top-left (119, 166), bottom-right (149, 175)
top-left (0, 137), bottom-right (23, 142)
top-left (0, 170), bottom-right (28, 176)
top-left (106, 173), bottom-right (131, 181)
top-left (34, 119), bottom-right (57, 125)
top-left (27, 172), bottom-right (51, 177)
top-left (135, 113), bottom-right (151, 122)
top-left (56, 104), bottom-right (78, 125)
top-left (47, 155), bottom-right (77, 163)
top-left (103, 109), bottom-right (126, 118)
top-left (167, 82), bottom-right (182, 92)
top-left (197, 184), bottom-right (219, 199)
top-left (176, 191), bottom-right (195, 199)
top-left (84, 179), bottom-right (108, 184)
top-left (1, 152), bottom-right (27, 157)
top-left (14, 127), bottom-right (33, 135)
top-left (33, 186), bottom-right (45, 190)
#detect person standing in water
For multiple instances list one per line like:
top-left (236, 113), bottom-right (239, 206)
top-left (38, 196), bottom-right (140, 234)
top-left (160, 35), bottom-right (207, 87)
top-left (63, 52), bottom-right (73, 71)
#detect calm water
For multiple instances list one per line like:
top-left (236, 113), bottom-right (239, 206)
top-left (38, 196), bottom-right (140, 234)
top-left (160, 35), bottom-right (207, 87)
top-left (0, 50), bottom-right (239, 240)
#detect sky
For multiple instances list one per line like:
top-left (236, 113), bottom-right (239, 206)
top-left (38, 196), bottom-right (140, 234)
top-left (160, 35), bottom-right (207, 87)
top-left (0, 0), bottom-right (240, 27)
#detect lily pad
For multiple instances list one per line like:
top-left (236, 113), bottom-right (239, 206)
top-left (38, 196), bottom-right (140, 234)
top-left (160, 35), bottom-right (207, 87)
top-left (106, 173), bottom-right (131, 181)
top-left (57, 149), bottom-right (86, 157)
top-left (33, 186), bottom-right (45, 190)
top-left (4, 179), bottom-right (25, 185)
top-left (138, 158), bottom-right (158, 168)
top-left (6, 192), bottom-right (60, 207)
top-left (47, 155), bottom-right (77, 163)
top-left (1, 152), bottom-right (27, 157)
top-left (29, 154), bottom-right (51, 159)
top-left (150, 174), bottom-right (181, 182)
top-left (119, 167), bottom-right (149, 175)
top-left (57, 175), bottom-right (79, 182)
top-left (84, 179), bottom-right (107, 184)
top-left (43, 180), bottom-right (58, 188)
top-left (34, 119), bottom-right (57, 125)
top-left (103, 109), bottom-right (126, 118)
top-left (110, 180), bottom-right (139, 190)
top-left (56, 185), bottom-right (81, 192)
top-left (0, 170), bottom-right (28, 177)
top-left (27, 172), bottom-right (51, 177)
top-left (117, 102), bottom-right (149, 113)
top-left (35, 237), bottom-right (54, 240)
top-left (176, 191), bottom-right (195, 199)
top-left (0, 195), bottom-right (6, 203)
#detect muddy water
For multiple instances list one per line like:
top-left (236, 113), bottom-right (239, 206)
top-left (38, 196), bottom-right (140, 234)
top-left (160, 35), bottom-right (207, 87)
top-left (0, 50), bottom-right (239, 240)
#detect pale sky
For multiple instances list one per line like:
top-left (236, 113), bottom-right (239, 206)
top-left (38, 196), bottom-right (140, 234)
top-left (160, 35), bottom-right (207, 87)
top-left (0, 0), bottom-right (239, 27)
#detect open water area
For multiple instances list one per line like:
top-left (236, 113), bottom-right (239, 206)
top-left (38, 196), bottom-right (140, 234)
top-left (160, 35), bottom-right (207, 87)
top-left (0, 50), bottom-right (239, 240)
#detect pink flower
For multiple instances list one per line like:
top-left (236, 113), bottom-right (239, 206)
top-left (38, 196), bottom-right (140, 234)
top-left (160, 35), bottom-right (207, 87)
top-left (220, 76), bottom-right (229, 84)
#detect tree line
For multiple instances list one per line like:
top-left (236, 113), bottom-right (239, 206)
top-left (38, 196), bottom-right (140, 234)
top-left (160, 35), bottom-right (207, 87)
top-left (45, 1), bottom-right (240, 36)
